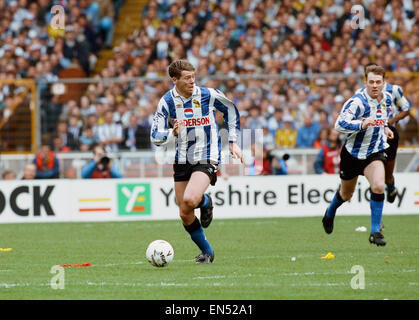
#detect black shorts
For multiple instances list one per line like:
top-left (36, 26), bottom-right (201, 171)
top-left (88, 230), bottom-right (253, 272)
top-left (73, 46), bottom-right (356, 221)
top-left (173, 162), bottom-right (218, 186)
top-left (339, 146), bottom-right (387, 180)
top-left (385, 125), bottom-right (399, 161)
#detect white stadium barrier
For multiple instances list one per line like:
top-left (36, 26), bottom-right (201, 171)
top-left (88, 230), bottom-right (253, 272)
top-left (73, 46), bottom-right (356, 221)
top-left (0, 173), bottom-right (418, 224)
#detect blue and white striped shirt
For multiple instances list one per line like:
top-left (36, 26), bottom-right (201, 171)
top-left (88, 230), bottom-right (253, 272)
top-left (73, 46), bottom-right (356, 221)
top-left (151, 86), bottom-right (240, 164)
top-left (335, 90), bottom-right (392, 160)
top-left (356, 83), bottom-right (411, 120)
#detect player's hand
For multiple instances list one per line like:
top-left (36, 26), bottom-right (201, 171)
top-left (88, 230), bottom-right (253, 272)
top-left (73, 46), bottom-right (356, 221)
top-left (229, 142), bottom-right (243, 163)
top-left (361, 117), bottom-right (375, 130)
top-left (385, 126), bottom-right (394, 139)
top-left (173, 120), bottom-right (184, 136)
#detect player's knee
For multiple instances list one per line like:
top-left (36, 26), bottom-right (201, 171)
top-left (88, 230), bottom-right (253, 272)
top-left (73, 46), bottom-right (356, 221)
top-left (182, 193), bottom-right (200, 209)
top-left (371, 182), bottom-right (385, 194)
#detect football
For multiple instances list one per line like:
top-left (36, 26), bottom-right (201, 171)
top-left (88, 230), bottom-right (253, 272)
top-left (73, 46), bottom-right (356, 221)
top-left (146, 240), bottom-right (174, 267)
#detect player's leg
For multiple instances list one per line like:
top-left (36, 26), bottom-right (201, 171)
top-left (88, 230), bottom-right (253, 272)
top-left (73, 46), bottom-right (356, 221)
top-left (184, 170), bottom-right (213, 227)
top-left (189, 164), bottom-right (217, 228)
top-left (176, 172), bottom-right (214, 263)
top-left (322, 176), bottom-right (358, 234)
top-left (323, 146), bottom-right (359, 234)
top-left (384, 126), bottom-right (399, 203)
top-left (363, 160), bottom-right (386, 246)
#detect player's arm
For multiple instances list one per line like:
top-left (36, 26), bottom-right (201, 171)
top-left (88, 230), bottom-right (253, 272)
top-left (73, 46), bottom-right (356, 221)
top-left (388, 85), bottom-right (411, 126)
top-left (150, 98), bottom-right (173, 146)
top-left (335, 98), bottom-right (366, 133)
top-left (211, 88), bottom-right (243, 162)
top-left (211, 88), bottom-right (240, 142)
top-left (388, 110), bottom-right (409, 126)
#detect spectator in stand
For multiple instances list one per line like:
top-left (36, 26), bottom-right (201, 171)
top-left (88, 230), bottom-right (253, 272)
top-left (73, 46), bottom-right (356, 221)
top-left (314, 128), bottom-right (341, 174)
top-left (260, 124), bottom-right (275, 150)
top-left (122, 113), bottom-right (151, 151)
top-left (81, 143), bottom-right (122, 178)
top-left (55, 120), bottom-right (78, 151)
top-left (22, 163), bottom-right (37, 180)
top-left (85, 113), bottom-right (100, 137)
top-left (80, 0), bottom-right (100, 31)
top-left (275, 114), bottom-right (297, 148)
top-left (32, 142), bottom-right (59, 179)
top-left (97, 0), bottom-right (115, 49)
top-left (267, 108), bottom-right (284, 135)
top-left (79, 95), bottom-right (96, 120)
top-left (113, 101), bottom-right (131, 127)
top-left (97, 110), bottom-right (124, 153)
top-left (245, 105), bottom-right (266, 130)
top-left (313, 127), bottom-right (329, 149)
top-left (51, 134), bottom-right (71, 153)
top-left (2, 170), bottom-right (16, 180)
top-left (79, 125), bottom-right (98, 151)
top-left (296, 113), bottom-right (321, 148)
top-left (67, 115), bottom-right (83, 143)
top-left (62, 25), bottom-right (90, 74)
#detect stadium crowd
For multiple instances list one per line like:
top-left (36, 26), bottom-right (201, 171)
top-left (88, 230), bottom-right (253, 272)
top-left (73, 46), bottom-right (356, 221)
top-left (1, 0), bottom-right (419, 178)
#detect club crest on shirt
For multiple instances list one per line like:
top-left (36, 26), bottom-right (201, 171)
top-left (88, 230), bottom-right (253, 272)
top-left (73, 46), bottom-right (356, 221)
top-left (193, 99), bottom-right (201, 108)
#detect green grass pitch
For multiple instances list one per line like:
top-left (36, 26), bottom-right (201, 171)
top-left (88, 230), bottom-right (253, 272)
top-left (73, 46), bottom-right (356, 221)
top-left (0, 215), bottom-right (417, 300)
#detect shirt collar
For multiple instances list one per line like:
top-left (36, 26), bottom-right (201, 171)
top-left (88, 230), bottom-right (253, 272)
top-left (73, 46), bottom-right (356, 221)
top-left (363, 89), bottom-right (384, 104)
top-left (172, 85), bottom-right (198, 99)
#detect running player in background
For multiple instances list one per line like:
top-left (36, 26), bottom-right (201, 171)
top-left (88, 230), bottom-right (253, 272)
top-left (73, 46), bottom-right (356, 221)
top-left (322, 65), bottom-right (393, 246)
top-left (357, 63), bottom-right (411, 204)
top-left (151, 60), bottom-right (242, 264)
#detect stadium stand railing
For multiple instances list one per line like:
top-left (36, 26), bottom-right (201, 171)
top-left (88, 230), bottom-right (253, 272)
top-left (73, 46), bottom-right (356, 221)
top-left (1, 147), bottom-right (418, 179)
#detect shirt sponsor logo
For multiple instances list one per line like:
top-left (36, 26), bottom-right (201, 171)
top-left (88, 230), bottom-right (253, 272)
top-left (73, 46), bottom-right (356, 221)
top-left (371, 118), bottom-right (386, 127)
top-left (180, 116), bottom-right (210, 127)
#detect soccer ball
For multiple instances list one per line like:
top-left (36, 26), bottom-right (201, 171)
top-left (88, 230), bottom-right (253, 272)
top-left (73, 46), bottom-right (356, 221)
top-left (146, 240), bottom-right (174, 267)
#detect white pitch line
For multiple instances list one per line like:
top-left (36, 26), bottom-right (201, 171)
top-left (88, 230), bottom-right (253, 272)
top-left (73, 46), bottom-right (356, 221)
top-left (95, 261), bottom-right (145, 267)
top-left (193, 275), bottom-right (226, 280)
